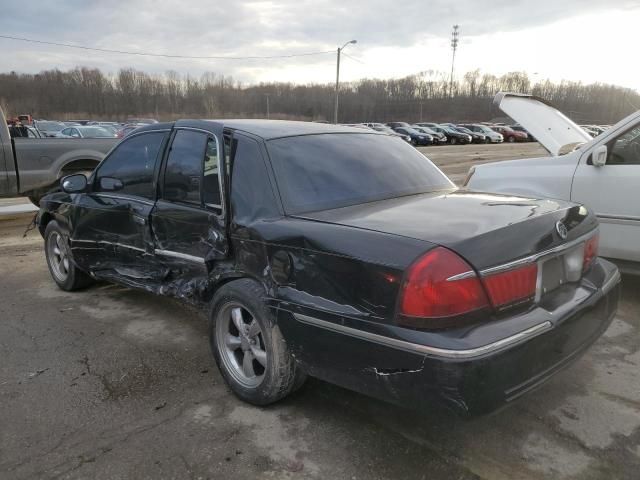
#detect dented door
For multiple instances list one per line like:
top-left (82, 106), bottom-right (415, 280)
top-left (151, 125), bottom-right (228, 291)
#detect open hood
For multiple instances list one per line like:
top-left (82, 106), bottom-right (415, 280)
top-left (494, 92), bottom-right (593, 156)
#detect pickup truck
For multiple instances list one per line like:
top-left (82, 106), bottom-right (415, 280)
top-left (465, 92), bottom-right (640, 273)
top-left (1, 106), bottom-right (118, 204)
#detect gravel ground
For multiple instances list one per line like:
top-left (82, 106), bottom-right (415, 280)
top-left (1, 143), bottom-right (638, 480)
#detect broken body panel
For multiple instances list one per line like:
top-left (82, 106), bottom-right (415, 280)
top-left (38, 120), bottom-right (620, 415)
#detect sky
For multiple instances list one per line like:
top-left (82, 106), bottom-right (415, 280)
top-left (1, 0), bottom-right (639, 90)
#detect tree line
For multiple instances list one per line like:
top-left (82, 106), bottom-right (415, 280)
top-left (1, 67), bottom-right (638, 124)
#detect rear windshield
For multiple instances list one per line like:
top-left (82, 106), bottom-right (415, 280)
top-left (266, 133), bottom-right (453, 214)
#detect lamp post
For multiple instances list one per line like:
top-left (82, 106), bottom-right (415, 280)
top-left (449, 25), bottom-right (459, 98)
top-left (334, 39), bottom-right (357, 124)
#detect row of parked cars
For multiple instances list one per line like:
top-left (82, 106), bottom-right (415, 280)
top-left (346, 121), bottom-right (533, 146)
top-left (14, 118), bottom-right (160, 139)
top-left (348, 121), bottom-right (611, 147)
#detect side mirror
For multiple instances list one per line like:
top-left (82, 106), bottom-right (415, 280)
top-left (99, 177), bottom-right (124, 192)
top-left (592, 145), bottom-right (607, 167)
top-left (61, 174), bottom-right (88, 193)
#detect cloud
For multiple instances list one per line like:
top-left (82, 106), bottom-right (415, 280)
top-left (1, 0), bottom-right (639, 88)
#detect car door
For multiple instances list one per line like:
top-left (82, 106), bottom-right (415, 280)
top-left (151, 124), bottom-right (228, 283)
top-left (71, 130), bottom-right (169, 275)
top-left (572, 124), bottom-right (640, 262)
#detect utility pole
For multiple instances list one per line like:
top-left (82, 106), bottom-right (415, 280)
top-left (334, 39), bottom-right (357, 124)
top-left (449, 25), bottom-right (459, 99)
top-left (265, 94), bottom-right (270, 119)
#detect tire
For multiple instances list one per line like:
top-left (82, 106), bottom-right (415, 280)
top-left (484, 138), bottom-right (491, 144)
top-left (209, 279), bottom-right (305, 405)
top-left (507, 136), bottom-right (515, 143)
top-left (450, 137), bottom-right (457, 145)
top-left (44, 220), bottom-right (94, 291)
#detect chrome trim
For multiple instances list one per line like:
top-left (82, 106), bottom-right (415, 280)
top-left (602, 269), bottom-right (621, 294)
top-left (293, 313), bottom-right (552, 359)
top-left (93, 193), bottom-right (155, 206)
top-left (154, 249), bottom-right (205, 264)
top-left (480, 230), bottom-right (597, 276)
top-left (446, 270), bottom-right (475, 281)
top-left (597, 214), bottom-right (640, 225)
top-left (70, 238), bottom-right (146, 253)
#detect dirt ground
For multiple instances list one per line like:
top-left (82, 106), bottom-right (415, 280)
top-left (1, 143), bottom-right (639, 479)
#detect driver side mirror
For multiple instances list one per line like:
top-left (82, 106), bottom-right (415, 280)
top-left (592, 145), bottom-right (607, 167)
top-left (99, 177), bottom-right (124, 192)
top-left (61, 174), bottom-right (88, 193)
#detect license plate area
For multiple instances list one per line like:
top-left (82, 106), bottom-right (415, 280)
top-left (536, 245), bottom-right (585, 301)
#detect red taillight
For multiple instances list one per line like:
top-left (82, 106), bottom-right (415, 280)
top-left (583, 233), bottom-right (599, 272)
top-left (481, 263), bottom-right (538, 310)
top-left (399, 247), bottom-right (489, 321)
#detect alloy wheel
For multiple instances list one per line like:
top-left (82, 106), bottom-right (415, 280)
top-left (47, 231), bottom-right (70, 282)
top-left (216, 303), bottom-right (268, 387)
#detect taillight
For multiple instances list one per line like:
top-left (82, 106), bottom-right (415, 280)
top-left (583, 233), bottom-right (599, 272)
top-left (481, 263), bottom-right (538, 310)
top-left (399, 247), bottom-right (489, 324)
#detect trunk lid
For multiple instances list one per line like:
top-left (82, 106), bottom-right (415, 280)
top-left (494, 92), bottom-right (593, 156)
top-left (296, 190), bottom-right (597, 271)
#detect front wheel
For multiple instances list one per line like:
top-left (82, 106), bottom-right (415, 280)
top-left (44, 221), bottom-right (94, 291)
top-left (508, 136), bottom-right (515, 143)
top-left (209, 279), bottom-right (305, 405)
top-left (450, 137), bottom-right (457, 145)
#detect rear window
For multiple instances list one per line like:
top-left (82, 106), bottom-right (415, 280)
top-left (266, 133), bottom-right (453, 214)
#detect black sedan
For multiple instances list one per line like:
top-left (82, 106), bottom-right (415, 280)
top-left (430, 125), bottom-right (472, 145)
top-left (392, 126), bottom-right (433, 145)
top-left (37, 120), bottom-right (620, 415)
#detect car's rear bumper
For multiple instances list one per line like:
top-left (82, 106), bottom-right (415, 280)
top-left (280, 259), bottom-right (620, 416)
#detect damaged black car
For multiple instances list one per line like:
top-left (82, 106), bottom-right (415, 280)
top-left (37, 120), bottom-right (621, 415)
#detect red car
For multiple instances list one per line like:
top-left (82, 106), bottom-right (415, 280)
top-left (491, 125), bottom-right (528, 143)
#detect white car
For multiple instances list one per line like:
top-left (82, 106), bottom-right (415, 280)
top-left (465, 92), bottom-right (640, 272)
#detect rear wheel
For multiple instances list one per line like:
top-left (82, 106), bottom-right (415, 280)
top-left (209, 279), bottom-right (305, 405)
top-left (44, 221), bottom-right (94, 291)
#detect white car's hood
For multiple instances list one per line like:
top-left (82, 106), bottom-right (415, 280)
top-left (494, 92), bottom-right (593, 155)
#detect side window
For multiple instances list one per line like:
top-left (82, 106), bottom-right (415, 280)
top-left (71, 128), bottom-right (80, 138)
top-left (95, 131), bottom-right (166, 199)
top-left (163, 130), bottom-right (208, 206)
top-left (61, 128), bottom-right (70, 136)
top-left (607, 126), bottom-right (640, 165)
top-left (203, 137), bottom-right (222, 206)
top-left (231, 136), bottom-right (279, 222)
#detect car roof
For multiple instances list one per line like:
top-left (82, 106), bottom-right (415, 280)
top-left (132, 119), bottom-right (379, 140)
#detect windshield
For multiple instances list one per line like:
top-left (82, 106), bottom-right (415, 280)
top-left (267, 133), bottom-right (453, 214)
top-left (415, 126), bottom-right (438, 134)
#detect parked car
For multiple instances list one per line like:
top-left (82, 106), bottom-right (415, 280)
top-left (459, 124), bottom-right (504, 143)
top-left (36, 119), bottom-right (619, 415)
top-left (414, 122), bottom-right (441, 129)
top-left (465, 92), bottom-right (640, 272)
top-left (411, 125), bottom-right (448, 145)
top-left (67, 120), bottom-right (92, 125)
top-left (363, 123), bottom-right (412, 143)
top-left (386, 121), bottom-right (412, 129)
top-left (34, 120), bottom-right (66, 137)
top-left (392, 126), bottom-right (433, 145)
top-left (57, 126), bottom-right (118, 139)
top-left (491, 125), bottom-right (528, 143)
top-left (431, 125), bottom-right (472, 145)
top-left (510, 125), bottom-right (535, 141)
top-left (453, 125), bottom-right (487, 144)
top-left (0, 105), bottom-right (118, 204)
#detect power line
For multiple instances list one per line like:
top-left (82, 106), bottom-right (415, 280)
top-left (0, 34), bottom-right (335, 60)
top-left (341, 52), bottom-right (365, 64)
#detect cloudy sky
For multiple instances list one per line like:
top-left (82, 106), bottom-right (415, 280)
top-left (1, 0), bottom-right (639, 89)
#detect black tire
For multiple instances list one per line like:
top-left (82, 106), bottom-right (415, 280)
top-left (450, 137), bottom-right (457, 145)
top-left (44, 220), bottom-right (94, 291)
top-left (28, 195), bottom-right (42, 207)
top-left (507, 136), bottom-right (515, 143)
top-left (484, 137), bottom-right (491, 144)
top-left (209, 279), bottom-right (305, 405)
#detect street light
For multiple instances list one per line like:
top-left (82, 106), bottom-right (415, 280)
top-left (334, 39), bottom-right (357, 124)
